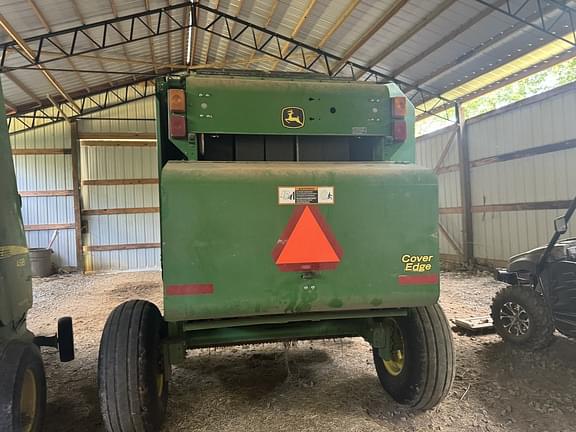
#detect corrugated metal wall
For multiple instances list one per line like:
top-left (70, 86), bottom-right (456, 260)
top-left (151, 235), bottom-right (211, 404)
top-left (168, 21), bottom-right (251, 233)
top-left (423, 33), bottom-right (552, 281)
top-left (467, 84), bottom-right (576, 265)
top-left (416, 126), bottom-right (463, 260)
top-left (416, 82), bottom-right (576, 266)
top-left (78, 96), bottom-right (160, 272)
top-left (9, 82), bottom-right (576, 271)
top-left (10, 121), bottom-right (77, 268)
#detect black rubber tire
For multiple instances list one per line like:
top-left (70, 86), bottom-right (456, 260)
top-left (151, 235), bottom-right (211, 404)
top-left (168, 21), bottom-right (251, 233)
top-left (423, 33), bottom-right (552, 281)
top-left (0, 340), bottom-right (47, 432)
top-left (491, 285), bottom-right (555, 350)
top-left (373, 304), bottom-right (455, 410)
top-left (98, 300), bottom-right (169, 432)
top-left (58, 316), bottom-right (75, 362)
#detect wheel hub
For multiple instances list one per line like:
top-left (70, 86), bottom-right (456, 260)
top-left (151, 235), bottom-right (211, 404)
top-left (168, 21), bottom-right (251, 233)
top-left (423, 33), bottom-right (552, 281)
top-left (500, 301), bottom-right (530, 337)
top-left (383, 321), bottom-right (405, 377)
top-left (20, 368), bottom-right (37, 432)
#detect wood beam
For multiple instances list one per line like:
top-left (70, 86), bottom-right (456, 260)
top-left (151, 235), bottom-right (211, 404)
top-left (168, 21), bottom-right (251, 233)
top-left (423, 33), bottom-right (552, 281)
top-left (82, 207), bottom-right (159, 216)
top-left (248, 0), bottom-right (360, 70)
top-left (456, 104), bottom-right (473, 263)
top-left (12, 49), bottom-right (186, 69)
top-left (331, 0), bottom-right (408, 73)
top-left (24, 223), bottom-right (75, 231)
top-left (27, 0), bottom-right (90, 91)
top-left (357, 0), bottom-right (457, 80)
top-left (391, 1), bottom-right (502, 77)
top-left (12, 148), bottom-right (71, 155)
top-left (143, 0), bottom-right (159, 73)
top-left (68, 0), bottom-right (114, 87)
top-left (20, 190), bottom-right (74, 197)
top-left (81, 178), bottom-right (159, 186)
top-left (189, 4), bottom-right (198, 65)
top-left (271, 0), bottom-right (318, 70)
top-left (317, 0), bottom-right (361, 49)
top-left (0, 14), bottom-right (81, 112)
top-left (248, 0), bottom-right (280, 62)
top-left (221, 0), bottom-right (246, 62)
top-left (47, 94), bottom-right (71, 122)
top-left (413, 0), bottom-right (558, 91)
top-left (3, 72), bottom-right (42, 104)
top-left (438, 222), bottom-right (464, 257)
top-left (79, 132), bottom-right (156, 140)
top-left (204, 0), bottom-right (222, 64)
top-left (84, 243), bottom-right (160, 252)
top-left (70, 122), bottom-right (84, 271)
top-left (4, 98), bottom-right (17, 114)
top-left (166, 0), bottom-right (173, 64)
top-left (107, 0), bottom-right (138, 82)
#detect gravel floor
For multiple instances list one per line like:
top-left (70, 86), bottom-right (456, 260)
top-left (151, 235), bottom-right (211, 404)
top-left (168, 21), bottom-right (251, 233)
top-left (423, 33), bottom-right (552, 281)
top-left (27, 271), bottom-right (576, 432)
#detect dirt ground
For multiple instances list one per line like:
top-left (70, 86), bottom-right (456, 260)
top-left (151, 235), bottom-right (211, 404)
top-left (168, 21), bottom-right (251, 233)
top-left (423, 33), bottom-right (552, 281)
top-left (28, 271), bottom-right (576, 432)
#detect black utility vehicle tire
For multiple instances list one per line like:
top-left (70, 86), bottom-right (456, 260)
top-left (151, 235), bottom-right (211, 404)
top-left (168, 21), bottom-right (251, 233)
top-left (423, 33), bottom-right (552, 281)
top-left (0, 340), bottom-right (47, 432)
top-left (98, 300), bottom-right (169, 432)
top-left (373, 304), bottom-right (455, 410)
top-left (58, 316), bottom-right (75, 362)
top-left (491, 285), bottom-right (555, 350)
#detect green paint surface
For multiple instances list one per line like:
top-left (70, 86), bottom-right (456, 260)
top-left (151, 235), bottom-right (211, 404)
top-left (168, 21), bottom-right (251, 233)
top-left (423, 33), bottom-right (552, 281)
top-left (157, 73), bottom-right (437, 342)
top-left (0, 77), bottom-right (34, 342)
top-left (162, 162), bottom-right (438, 322)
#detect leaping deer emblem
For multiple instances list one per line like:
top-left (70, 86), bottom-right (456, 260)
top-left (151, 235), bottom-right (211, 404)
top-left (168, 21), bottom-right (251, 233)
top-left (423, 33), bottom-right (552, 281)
top-left (282, 107), bottom-right (305, 128)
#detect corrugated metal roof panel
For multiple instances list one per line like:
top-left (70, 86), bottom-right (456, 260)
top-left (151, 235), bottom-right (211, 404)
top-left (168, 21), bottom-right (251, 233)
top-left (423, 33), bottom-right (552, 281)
top-left (1, 0), bottom-right (575, 117)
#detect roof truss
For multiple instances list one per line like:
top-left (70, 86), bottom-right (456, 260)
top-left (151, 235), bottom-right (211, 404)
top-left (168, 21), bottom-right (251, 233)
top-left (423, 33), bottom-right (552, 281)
top-left (0, 1), bottom-right (455, 123)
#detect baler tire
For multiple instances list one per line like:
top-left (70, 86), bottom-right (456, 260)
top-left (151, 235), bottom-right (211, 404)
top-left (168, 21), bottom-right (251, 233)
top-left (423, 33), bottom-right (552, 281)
top-left (373, 304), bottom-right (455, 410)
top-left (57, 316), bottom-right (75, 362)
top-left (0, 340), bottom-right (47, 432)
top-left (98, 300), bottom-right (169, 432)
top-left (491, 285), bottom-right (555, 350)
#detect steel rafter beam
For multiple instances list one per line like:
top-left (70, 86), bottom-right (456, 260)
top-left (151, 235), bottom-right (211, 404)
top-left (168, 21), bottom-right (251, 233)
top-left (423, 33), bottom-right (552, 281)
top-left (391, 1), bottom-right (504, 78)
top-left (188, 4), bottom-right (453, 118)
top-left (0, 2), bottom-right (454, 119)
top-left (474, 0), bottom-right (576, 47)
top-left (331, 0), bottom-right (409, 74)
top-left (356, 0), bottom-right (458, 80)
top-left (0, 2), bottom-right (193, 70)
top-left (7, 76), bottom-right (159, 134)
top-left (271, 0), bottom-right (319, 70)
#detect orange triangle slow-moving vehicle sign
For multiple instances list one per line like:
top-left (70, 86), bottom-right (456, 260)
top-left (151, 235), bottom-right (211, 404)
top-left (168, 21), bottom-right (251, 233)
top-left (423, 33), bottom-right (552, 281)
top-left (272, 205), bottom-right (343, 271)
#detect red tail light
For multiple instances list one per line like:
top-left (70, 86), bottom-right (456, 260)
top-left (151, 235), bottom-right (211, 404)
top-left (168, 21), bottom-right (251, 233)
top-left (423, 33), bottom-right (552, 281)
top-left (170, 114), bottom-right (186, 138)
top-left (168, 88), bottom-right (186, 139)
top-left (391, 96), bottom-right (406, 118)
top-left (393, 119), bottom-right (407, 142)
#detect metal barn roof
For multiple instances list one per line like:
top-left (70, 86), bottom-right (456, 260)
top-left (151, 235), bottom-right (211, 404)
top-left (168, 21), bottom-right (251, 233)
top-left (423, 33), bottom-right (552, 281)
top-left (0, 0), bottom-right (575, 129)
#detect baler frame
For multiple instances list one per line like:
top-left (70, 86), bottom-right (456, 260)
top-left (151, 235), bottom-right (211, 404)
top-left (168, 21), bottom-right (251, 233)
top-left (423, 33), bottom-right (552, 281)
top-left (97, 71), bottom-right (455, 432)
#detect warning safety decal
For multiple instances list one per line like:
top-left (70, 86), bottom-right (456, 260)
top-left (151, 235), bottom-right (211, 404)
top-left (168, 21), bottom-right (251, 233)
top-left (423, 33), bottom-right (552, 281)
top-left (272, 205), bottom-right (342, 272)
top-left (278, 186), bottom-right (334, 205)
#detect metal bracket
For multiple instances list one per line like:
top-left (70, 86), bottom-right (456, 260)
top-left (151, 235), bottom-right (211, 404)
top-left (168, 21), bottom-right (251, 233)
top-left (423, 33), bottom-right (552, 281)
top-left (368, 320), bottom-right (392, 361)
top-left (34, 334), bottom-right (58, 348)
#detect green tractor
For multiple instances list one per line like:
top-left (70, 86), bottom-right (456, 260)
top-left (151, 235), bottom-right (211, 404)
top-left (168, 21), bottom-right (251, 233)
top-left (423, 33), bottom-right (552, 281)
top-left (0, 79), bottom-right (74, 432)
top-left (98, 72), bottom-right (455, 431)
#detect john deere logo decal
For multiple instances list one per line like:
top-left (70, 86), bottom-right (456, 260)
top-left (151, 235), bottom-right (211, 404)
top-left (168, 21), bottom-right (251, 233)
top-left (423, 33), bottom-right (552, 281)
top-left (282, 107), bottom-right (305, 128)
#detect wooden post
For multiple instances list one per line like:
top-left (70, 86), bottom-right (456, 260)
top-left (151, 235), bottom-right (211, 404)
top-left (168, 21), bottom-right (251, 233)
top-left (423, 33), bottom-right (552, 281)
top-left (70, 121), bottom-right (84, 272)
top-left (456, 104), bottom-right (474, 263)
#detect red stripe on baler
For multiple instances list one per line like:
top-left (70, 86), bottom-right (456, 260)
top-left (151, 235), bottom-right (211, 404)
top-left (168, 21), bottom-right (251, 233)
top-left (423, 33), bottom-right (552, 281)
top-left (166, 284), bottom-right (214, 295)
top-left (398, 274), bottom-right (439, 285)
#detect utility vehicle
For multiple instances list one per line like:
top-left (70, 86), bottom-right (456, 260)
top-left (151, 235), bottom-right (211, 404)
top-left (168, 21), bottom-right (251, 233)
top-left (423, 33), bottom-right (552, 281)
top-left (493, 197), bottom-right (576, 349)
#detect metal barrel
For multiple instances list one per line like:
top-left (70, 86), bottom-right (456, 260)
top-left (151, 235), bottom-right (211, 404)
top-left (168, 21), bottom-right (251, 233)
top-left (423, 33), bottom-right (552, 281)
top-left (29, 248), bottom-right (54, 277)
